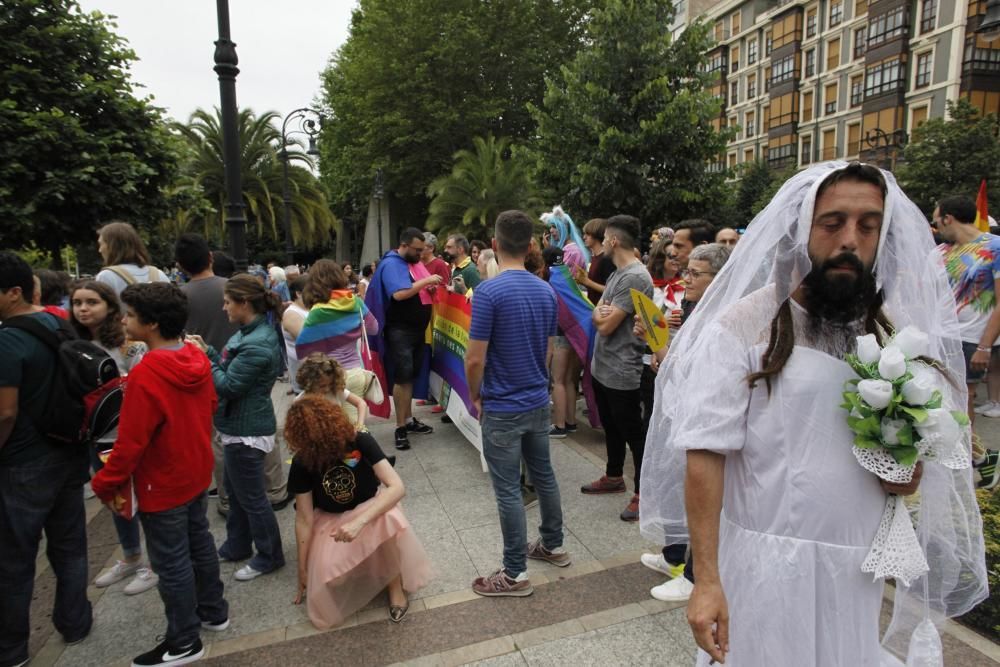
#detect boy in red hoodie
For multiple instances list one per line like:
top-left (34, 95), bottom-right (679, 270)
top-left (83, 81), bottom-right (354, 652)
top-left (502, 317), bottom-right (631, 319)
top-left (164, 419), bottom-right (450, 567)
top-left (92, 283), bottom-right (228, 667)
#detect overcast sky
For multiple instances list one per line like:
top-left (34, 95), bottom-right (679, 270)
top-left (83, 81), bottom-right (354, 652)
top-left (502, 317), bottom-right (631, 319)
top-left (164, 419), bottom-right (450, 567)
top-left (77, 0), bottom-right (355, 124)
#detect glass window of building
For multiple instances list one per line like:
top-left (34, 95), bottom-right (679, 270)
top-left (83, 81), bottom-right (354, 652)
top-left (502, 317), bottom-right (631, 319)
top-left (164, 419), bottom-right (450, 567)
top-left (847, 123), bottom-right (862, 156)
top-left (822, 128), bottom-right (838, 160)
top-left (731, 81), bottom-right (740, 104)
top-left (748, 73), bottom-right (757, 99)
top-left (801, 135), bottom-right (813, 165)
top-left (915, 51), bottom-right (932, 88)
top-left (806, 49), bottom-right (816, 77)
top-left (854, 28), bottom-right (866, 59)
top-left (731, 46), bottom-right (740, 72)
top-left (807, 9), bottom-right (817, 38)
top-left (865, 57), bottom-right (904, 96)
top-left (867, 7), bottom-right (906, 49)
top-left (921, 0), bottom-right (936, 33)
top-left (825, 82), bottom-right (838, 114)
top-left (851, 75), bottom-right (864, 106)
top-left (748, 39), bottom-right (758, 64)
top-left (827, 38), bottom-right (841, 70)
top-left (802, 91), bottom-right (814, 122)
top-left (830, 1), bottom-right (843, 26)
top-left (771, 54), bottom-right (796, 84)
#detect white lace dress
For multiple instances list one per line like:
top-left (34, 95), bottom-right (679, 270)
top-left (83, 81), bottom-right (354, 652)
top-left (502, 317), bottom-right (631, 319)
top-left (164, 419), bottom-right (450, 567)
top-left (674, 292), bottom-right (891, 666)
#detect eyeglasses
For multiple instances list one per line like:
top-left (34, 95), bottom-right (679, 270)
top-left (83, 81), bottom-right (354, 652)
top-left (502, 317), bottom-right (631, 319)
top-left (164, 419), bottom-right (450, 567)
top-left (681, 268), bottom-right (717, 279)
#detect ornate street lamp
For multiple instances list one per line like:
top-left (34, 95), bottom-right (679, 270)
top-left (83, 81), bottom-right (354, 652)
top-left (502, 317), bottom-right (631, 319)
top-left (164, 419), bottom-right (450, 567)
top-left (864, 128), bottom-right (908, 171)
top-left (213, 0), bottom-right (248, 272)
top-left (978, 0), bottom-right (1000, 41)
top-left (279, 108), bottom-right (322, 265)
top-left (373, 168), bottom-right (385, 258)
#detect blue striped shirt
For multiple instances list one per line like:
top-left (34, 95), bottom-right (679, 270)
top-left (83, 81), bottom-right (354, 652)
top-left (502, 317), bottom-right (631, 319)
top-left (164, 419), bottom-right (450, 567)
top-left (470, 270), bottom-right (557, 413)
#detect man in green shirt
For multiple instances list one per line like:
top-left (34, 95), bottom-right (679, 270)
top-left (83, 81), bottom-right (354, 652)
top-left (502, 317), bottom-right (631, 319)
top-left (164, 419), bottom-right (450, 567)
top-left (445, 234), bottom-right (482, 291)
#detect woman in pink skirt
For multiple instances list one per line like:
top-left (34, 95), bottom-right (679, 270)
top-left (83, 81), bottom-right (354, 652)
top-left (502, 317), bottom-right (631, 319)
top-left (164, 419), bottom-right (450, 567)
top-left (284, 395), bottom-right (432, 626)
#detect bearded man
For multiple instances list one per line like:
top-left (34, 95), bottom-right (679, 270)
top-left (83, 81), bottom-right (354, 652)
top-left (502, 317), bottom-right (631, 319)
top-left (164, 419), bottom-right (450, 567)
top-left (640, 163), bottom-right (987, 665)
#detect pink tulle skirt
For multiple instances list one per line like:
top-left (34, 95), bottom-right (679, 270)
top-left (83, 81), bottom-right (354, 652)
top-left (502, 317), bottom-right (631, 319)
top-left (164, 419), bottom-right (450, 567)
top-left (306, 499), bottom-right (433, 629)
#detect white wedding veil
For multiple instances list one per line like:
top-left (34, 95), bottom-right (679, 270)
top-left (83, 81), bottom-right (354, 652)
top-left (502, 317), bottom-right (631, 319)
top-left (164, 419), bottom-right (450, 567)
top-left (638, 161), bottom-right (988, 662)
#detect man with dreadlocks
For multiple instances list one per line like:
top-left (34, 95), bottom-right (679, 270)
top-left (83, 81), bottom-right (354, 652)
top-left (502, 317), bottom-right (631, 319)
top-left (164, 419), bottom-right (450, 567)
top-left (639, 162), bottom-right (987, 666)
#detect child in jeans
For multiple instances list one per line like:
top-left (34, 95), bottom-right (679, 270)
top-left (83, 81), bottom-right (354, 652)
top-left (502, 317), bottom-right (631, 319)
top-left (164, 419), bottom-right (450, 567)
top-left (91, 282), bottom-right (228, 667)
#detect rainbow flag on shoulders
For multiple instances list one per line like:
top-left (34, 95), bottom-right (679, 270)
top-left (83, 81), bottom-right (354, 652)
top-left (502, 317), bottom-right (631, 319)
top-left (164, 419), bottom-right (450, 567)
top-left (295, 289), bottom-right (368, 359)
top-left (548, 265), bottom-right (601, 428)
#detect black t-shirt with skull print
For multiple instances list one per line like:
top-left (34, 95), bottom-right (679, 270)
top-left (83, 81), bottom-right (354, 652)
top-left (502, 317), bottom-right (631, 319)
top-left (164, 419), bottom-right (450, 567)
top-left (287, 431), bottom-right (387, 514)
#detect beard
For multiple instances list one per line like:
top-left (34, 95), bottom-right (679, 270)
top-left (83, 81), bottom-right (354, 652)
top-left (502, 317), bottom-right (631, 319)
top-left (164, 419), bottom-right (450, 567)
top-left (404, 252), bottom-right (420, 264)
top-left (801, 252), bottom-right (878, 331)
top-left (440, 251), bottom-right (454, 264)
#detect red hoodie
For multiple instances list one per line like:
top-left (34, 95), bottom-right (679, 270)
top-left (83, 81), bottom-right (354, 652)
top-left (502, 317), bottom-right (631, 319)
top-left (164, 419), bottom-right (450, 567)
top-left (92, 343), bottom-right (218, 513)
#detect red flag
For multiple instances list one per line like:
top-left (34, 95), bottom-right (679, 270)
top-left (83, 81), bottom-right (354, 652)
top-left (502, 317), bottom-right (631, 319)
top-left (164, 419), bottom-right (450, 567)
top-left (975, 179), bottom-right (990, 233)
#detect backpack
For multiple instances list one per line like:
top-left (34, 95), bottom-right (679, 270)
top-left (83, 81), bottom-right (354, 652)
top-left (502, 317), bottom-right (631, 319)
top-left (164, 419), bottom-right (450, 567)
top-left (1, 315), bottom-right (123, 446)
top-left (106, 264), bottom-right (164, 286)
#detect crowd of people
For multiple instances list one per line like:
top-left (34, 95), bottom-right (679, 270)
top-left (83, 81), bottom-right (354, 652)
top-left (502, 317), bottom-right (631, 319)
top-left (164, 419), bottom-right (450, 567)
top-left (0, 161), bottom-right (995, 666)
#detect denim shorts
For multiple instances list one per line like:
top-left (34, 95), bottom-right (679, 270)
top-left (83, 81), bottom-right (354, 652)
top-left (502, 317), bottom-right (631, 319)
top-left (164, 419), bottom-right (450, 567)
top-left (962, 341), bottom-right (997, 384)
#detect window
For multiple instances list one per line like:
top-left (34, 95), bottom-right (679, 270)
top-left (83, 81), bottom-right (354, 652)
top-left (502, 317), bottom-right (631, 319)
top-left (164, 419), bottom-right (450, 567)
top-left (803, 91), bottom-right (814, 122)
top-left (748, 74), bottom-right (757, 99)
top-left (825, 82), bottom-right (838, 114)
top-left (801, 135), bottom-right (813, 164)
top-left (768, 135), bottom-right (797, 167)
top-left (765, 67), bottom-right (772, 92)
top-left (806, 49), bottom-right (816, 77)
top-left (921, 0), bottom-right (936, 33)
top-left (771, 93), bottom-right (799, 127)
top-left (915, 51), bottom-right (932, 88)
top-left (847, 123), bottom-right (862, 156)
top-left (765, 31), bottom-right (773, 56)
top-left (763, 105), bottom-right (771, 132)
top-left (731, 11), bottom-right (741, 35)
top-left (912, 106), bottom-right (929, 129)
top-left (746, 111), bottom-right (756, 136)
top-left (745, 148), bottom-right (755, 164)
top-left (807, 9), bottom-right (817, 38)
top-left (715, 21), bottom-right (724, 42)
top-left (855, 0), bottom-right (867, 18)
top-left (731, 46), bottom-right (740, 72)
top-left (827, 38), bottom-right (841, 71)
top-left (830, 1), bottom-right (843, 26)
top-left (867, 7), bottom-right (906, 48)
top-left (771, 14), bottom-right (802, 51)
top-left (964, 42), bottom-right (1000, 74)
top-left (865, 57), bottom-right (904, 96)
top-left (854, 28), bottom-right (866, 59)
top-left (748, 39), bottom-right (758, 65)
top-left (730, 117), bottom-right (738, 138)
top-left (822, 128), bottom-right (838, 160)
top-left (851, 75), bottom-right (864, 106)
top-left (728, 153), bottom-right (737, 169)
top-left (708, 51), bottom-right (727, 74)
top-left (731, 81), bottom-right (740, 104)
top-left (771, 55), bottom-right (796, 85)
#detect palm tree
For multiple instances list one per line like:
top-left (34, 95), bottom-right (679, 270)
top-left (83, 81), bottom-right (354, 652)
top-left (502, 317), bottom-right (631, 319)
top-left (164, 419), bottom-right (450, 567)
top-left (426, 134), bottom-right (540, 238)
top-left (172, 108), bottom-right (339, 249)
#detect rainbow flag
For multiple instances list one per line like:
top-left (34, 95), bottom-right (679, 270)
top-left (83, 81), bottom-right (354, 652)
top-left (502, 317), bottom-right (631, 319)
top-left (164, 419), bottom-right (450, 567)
top-left (295, 289), bottom-right (368, 359)
top-left (431, 289), bottom-right (476, 417)
top-left (975, 179), bottom-right (990, 233)
top-left (548, 265), bottom-right (601, 428)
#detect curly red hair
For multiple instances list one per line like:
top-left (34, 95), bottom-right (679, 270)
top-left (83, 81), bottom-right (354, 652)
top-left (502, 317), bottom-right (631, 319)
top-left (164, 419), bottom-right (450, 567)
top-left (284, 394), bottom-right (357, 473)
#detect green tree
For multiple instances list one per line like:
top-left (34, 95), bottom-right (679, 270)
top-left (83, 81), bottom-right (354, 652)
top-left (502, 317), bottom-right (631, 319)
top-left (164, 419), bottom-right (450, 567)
top-left (897, 99), bottom-right (1000, 214)
top-left (173, 108), bottom-right (339, 251)
top-left (426, 134), bottom-right (540, 238)
top-left (734, 160), bottom-right (779, 224)
top-left (0, 0), bottom-right (178, 268)
top-left (529, 1), bottom-right (734, 230)
top-left (318, 0), bottom-right (593, 227)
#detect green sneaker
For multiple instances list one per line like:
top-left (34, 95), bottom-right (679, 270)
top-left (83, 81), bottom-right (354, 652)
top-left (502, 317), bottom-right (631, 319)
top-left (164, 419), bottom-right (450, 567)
top-left (975, 450), bottom-right (999, 490)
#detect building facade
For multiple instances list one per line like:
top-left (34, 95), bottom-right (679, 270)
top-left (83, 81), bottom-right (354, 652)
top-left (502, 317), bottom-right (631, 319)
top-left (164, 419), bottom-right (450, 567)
top-left (696, 0), bottom-right (1000, 171)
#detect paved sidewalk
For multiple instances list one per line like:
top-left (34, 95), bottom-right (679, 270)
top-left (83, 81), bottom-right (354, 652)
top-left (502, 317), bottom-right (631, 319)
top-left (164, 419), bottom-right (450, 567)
top-left (24, 386), bottom-right (1000, 666)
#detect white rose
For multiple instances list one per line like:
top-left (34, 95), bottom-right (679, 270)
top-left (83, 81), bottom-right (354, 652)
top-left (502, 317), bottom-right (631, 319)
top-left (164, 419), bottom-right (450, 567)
top-left (893, 326), bottom-right (930, 360)
top-left (856, 334), bottom-right (882, 365)
top-left (915, 408), bottom-right (961, 443)
top-left (901, 374), bottom-right (935, 406)
top-left (858, 379), bottom-right (894, 410)
top-left (878, 346), bottom-right (907, 381)
top-left (881, 418), bottom-right (906, 445)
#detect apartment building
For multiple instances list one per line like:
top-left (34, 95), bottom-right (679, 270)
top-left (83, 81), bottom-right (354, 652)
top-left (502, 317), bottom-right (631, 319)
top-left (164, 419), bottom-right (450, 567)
top-left (697, 0), bottom-right (1000, 171)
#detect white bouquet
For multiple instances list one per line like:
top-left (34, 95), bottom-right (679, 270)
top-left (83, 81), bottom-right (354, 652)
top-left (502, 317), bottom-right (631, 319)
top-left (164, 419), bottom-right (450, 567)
top-left (842, 326), bottom-right (970, 585)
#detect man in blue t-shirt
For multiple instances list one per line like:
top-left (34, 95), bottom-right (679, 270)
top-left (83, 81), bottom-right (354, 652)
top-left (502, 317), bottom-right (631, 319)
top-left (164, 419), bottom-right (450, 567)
top-left (466, 210), bottom-right (570, 598)
top-left (0, 252), bottom-right (92, 665)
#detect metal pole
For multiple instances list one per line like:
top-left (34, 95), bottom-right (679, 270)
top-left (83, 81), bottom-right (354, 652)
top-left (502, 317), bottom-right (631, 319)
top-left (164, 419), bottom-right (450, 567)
top-left (280, 146), bottom-right (294, 265)
top-left (214, 0), bottom-right (248, 272)
top-left (374, 168), bottom-right (385, 257)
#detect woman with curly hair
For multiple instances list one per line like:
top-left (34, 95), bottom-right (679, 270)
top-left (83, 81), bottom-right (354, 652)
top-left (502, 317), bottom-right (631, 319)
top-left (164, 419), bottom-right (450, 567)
top-left (285, 396), bottom-right (432, 627)
top-left (296, 352), bottom-right (369, 430)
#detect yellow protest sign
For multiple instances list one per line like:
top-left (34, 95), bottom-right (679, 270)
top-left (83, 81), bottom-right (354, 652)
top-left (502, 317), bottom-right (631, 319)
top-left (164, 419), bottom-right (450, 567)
top-left (631, 288), bottom-right (669, 352)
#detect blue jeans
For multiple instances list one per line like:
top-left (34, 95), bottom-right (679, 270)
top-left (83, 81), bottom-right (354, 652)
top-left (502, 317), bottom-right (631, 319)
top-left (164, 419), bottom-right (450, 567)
top-left (220, 444), bottom-right (284, 572)
top-left (140, 493), bottom-right (228, 647)
top-left (0, 450), bottom-right (92, 666)
top-left (481, 405), bottom-right (564, 577)
top-left (90, 447), bottom-right (142, 559)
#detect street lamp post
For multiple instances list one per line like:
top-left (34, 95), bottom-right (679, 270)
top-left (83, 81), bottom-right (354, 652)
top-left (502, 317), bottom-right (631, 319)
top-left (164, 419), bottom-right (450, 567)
top-left (863, 128), bottom-right (908, 171)
top-left (213, 0), bottom-right (248, 272)
top-left (279, 108), bottom-right (322, 266)
top-left (373, 168), bottom-right (385, 258)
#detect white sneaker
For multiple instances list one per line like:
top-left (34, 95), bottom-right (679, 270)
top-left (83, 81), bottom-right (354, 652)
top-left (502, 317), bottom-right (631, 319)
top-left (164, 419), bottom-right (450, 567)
top-left (234, 564), bottom-right (265, 581)
top-left (640, 553), bottom-right (671, 576)
top-left (975, 401), bottom-right (997, 414)
top-left (982, 404), bottom-right (1000, 418)
top-left (201, 617), bottom-right (231, 632)
top-left (650, 576), bottom-right (694, 602)
top-left (123, 567), bottom-right (159, 595)
top-left (94, 560), bottom-right (141, 588)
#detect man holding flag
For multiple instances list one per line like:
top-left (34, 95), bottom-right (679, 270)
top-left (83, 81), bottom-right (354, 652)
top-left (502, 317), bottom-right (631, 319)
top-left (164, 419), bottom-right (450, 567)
top-left (933, 194), bottom-right (1000, 488)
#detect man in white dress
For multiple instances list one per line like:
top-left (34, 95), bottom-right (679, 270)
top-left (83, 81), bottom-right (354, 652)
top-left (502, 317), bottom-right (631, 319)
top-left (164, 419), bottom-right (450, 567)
top-left (640, 162), bottom-right (987, 666)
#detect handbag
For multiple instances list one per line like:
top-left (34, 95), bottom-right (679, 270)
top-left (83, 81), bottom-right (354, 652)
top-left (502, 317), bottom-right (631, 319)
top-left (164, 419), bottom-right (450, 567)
top-left (357, 318), bottom-right (386, 405)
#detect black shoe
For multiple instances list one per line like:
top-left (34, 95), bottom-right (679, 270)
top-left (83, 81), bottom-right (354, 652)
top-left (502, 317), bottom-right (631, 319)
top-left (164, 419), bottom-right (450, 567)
top-left (395, 427), bottom-right (411, 451)
top-left (270, 492), bottom-right (293, 512)
top-left (207, 488), bottom-right (219, 499)
top-left (406, 417), bottom-right (434, 434)
top-left (441, 415), bottom-right (453, 424)
top-left (132, 637), bottom-right (204, 666)
top-left (565, 422), bottom-right (578, 433)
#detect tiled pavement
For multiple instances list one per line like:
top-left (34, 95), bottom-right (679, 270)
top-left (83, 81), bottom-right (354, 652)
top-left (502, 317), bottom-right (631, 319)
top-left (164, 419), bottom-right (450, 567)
top-left (23, 387), bottom-right (1000, 666)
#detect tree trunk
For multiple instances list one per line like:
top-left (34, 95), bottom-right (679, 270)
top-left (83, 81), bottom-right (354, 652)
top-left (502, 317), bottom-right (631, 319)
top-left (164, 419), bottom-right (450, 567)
top-left (47, 236), bottom-right (64, 270)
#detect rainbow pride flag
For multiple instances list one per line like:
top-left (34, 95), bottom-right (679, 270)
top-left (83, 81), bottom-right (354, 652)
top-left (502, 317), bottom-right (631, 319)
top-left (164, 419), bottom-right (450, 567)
top-left (975, 179), bottom-right (990, 233)
top-left (295, 289), bottom-right (368, 359)
top-left (548, 265), bottom-right (601, 428)
top-left (431, 289), bottom-right (476, 417)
